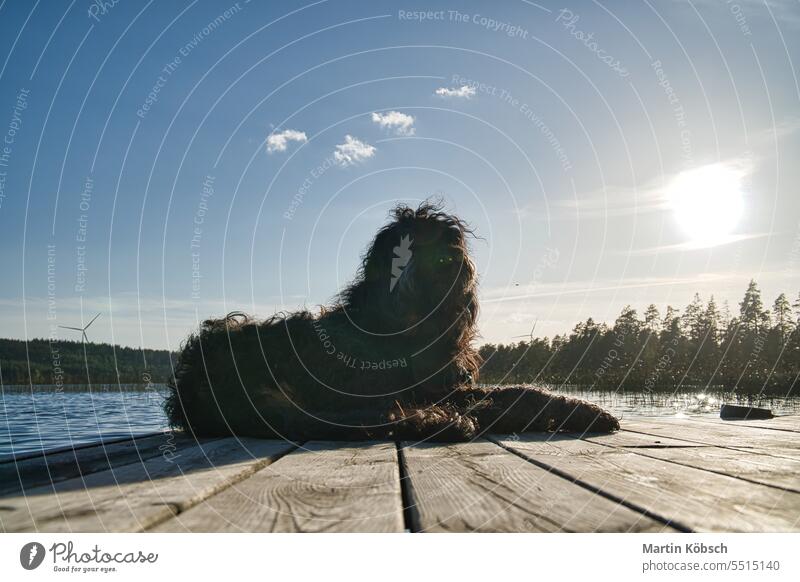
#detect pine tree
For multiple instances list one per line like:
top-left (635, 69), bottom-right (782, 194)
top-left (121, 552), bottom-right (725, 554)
top-left (682, 293), bottom-right (705, 343)
top-left (474, 280), bottom-right (798, 392)
top-left (719, 300), bottom-right (732, 335)
top-left (793, 292), bottom-right (800, 324)
top-left (662, 305), bottom-right (680, 332)
top-left (614, 305), bottom-right (641, 337)
top-left (773, 293), bottom-right (794, 344)
top-left (703, 295), bottom-right (721, 344)
top-left (739, 279), bottom-right (766, 332)
top-left (644, 304), bottom-right (661, 333)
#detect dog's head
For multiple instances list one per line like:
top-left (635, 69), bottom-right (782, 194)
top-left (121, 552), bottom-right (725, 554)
top-left (339, 201), bottom-right (478, 338)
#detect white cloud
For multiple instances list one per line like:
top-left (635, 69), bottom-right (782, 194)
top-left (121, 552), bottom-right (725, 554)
top-left (747, 117), bottom-right (800, 149)
top-left (266, 129), bottom-right (307, 153)
top-left (480, 273), bottom-right (738, 305)
top-left (435, 85), bottom-right (476, 99)
top-left (371, 111), bottom-right (415, 136)
top-left (616, 232), bottom-right (769, 256)
top-left (333, 135), bottom-right (376, 167)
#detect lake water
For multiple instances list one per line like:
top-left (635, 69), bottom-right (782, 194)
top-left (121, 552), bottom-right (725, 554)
top-left (1, 384), bottom-right (798, 458)
top-left (555, 385), bottom-right (800, 420)
top-left (1, 384), bottom-right (170, 459)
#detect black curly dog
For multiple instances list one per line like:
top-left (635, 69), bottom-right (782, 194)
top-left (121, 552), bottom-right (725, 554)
top-left (166, 202), bottom-right (619, 441)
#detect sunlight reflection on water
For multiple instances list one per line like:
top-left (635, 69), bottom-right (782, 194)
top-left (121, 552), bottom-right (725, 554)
top-left (550, 385), bottom-right (800, 420)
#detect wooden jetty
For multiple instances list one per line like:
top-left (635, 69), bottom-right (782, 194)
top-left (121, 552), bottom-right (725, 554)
top-left (1, 415), bottom-right (798, 533)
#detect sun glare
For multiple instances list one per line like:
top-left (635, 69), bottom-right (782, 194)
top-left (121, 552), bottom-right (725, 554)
top-left (667, 164), bottom-right (745, 246)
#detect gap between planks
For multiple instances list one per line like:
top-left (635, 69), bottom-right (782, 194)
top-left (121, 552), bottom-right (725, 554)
top-left (490, 433), bottom-right (800, 532)
top-left (395, 443), bottom-right (420, 532)
top-left (1, 438), bottom-right (297, 533)
top-left (151, 441), bottom-right (404, 533)
top-left (622, 418), bottom-right (800, 462)
top-left (486, 435), bottom-right (694, 532)
top-left (154, 439), bottom-right (672, 533)
top-left (399, 438), bottom-right (674, 533)
top-left (689, 415), bottom-right (800, 434)
top-left (580, 430), bottom-right (800, 494)
top-left (0, 432), bottom-right (214, 497)
top-left (0, 431), bottom-right (166, 464)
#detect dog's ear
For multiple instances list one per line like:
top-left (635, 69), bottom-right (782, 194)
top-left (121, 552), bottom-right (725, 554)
top-left (364, 225), bottom-right (413, 282)
top-left (388, 232), bottom-right (414, 294)
top-left (362, 229), bottom-right (392, 284)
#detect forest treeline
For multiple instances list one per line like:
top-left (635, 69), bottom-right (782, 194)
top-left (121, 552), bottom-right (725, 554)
top-left (2, 280), bottom-right (798, 393)
top-left (478, 280), bottom-right (800, 394)
top-left (0, 338), bottom-right (176, 386)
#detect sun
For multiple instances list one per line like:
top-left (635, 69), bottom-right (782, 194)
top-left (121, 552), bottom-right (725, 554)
top-left (667, 164), bottom-right (745, 246)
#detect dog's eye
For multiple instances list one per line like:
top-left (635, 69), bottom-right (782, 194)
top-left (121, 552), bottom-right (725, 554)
top-left (438, 256), bottom-right (454, 264)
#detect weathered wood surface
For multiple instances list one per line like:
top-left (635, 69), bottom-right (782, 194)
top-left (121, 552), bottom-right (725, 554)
top-left (0, 432), bottom-right (205, 496)
top-left (494, 432), bottom-right (800, 532)
top-left (154, 442), bottom-right (403, 533)
top-left (2, 416), bottom-right (799, 533)
top-left (0, 438), bottom-right (294, 532)
top-left (0, 432), bottom-right (165, 463)
top-left (624, 418), bottom-right (800, 460)
top-left (400, 440), bottom-right (672, 532)
top-left (581, 430), bottom-right (800, 493)
top-left (694, 415), bottom-right (800, 433)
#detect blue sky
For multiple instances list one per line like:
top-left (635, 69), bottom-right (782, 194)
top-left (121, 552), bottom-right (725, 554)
top-left (1, 0), bottom-right (799, 349)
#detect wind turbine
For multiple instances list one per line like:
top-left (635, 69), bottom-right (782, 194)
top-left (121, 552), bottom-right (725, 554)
top-left (511, 319), bottom-right (539, 341)
top-left (59, 312), bottom-right (101, 343)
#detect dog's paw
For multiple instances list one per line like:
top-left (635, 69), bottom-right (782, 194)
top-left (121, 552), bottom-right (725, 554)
top-left (387, 403), bottom-right (478, 441)
top-left (561, 397), bottom-right (620, 433)
top-left (583, 408), bottom-right (620, 433)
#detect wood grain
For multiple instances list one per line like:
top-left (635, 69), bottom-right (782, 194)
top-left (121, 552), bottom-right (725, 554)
top-left (582, 431), bottom-right (705, 449)
top-left (0, 432), bottom-right (206, 496)
top-left (495, 433), bottom-right (800, 532)
top-left (5, 415), bottom-right (798, 533)
top-left (153, 441), bottom-right (403, 532)
top-left (0, 437), bottom-right (293, 533)
top-left (400, 440), bottom-right (672, 532)
top-left (0, 432), bottom-right (163, 463)
top-left (690, 415), bottom-right (800, 434)
top-left (585, 431), bottom-right (800, 493)
top-left (623, 418), bottom-right (800, 461)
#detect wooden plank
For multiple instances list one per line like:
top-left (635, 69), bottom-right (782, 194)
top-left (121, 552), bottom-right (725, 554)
top-left (153, 441), bottom-right (403, 533)
top-left (691, 415), bottom-right (800, 433)
top-left (495, 433), bottom-right (800, 532)
top-left (0, 432), bottom-right (206, 496)
top-left (0, 438), bottom-right (294, 533)
top-left (584, 431), bottom-right (800, 493)
top-left (582, 431), bottom-right (705, 448)
top-left (623, 418), bottom-right (800, 460)
top-left (400, 440), bottom-right (672, 532)
top-left (0, 432), bottom-right (164, 463)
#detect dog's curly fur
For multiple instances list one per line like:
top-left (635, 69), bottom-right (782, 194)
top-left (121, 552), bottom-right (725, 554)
top-left (165, 201), bottom-right (619, 441)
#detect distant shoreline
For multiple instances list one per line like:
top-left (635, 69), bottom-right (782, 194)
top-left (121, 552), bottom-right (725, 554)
top-left (0, 337), bottom-right (176, 386)
top-left (3, 279), bottom-right (797, 396)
